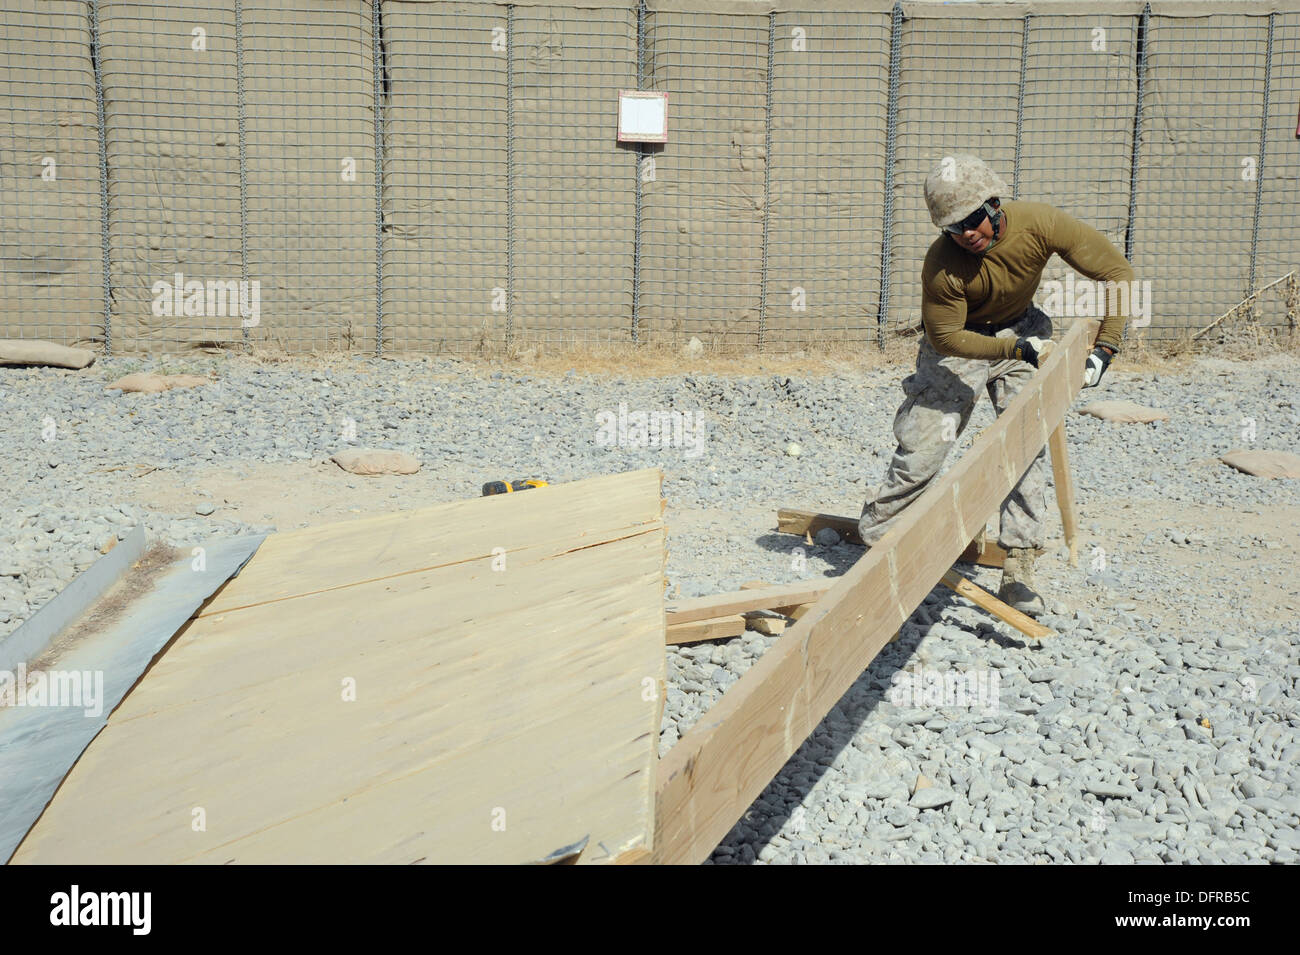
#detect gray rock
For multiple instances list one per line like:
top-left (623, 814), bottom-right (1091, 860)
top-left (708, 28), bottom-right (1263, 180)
top-left (1033, 765), bottom-right (1061, 785)
top-left (814, 527), bottom-right (840, 547)
top-left (1028, 666), bottom-right (1072, 683)
top-left (885, 806), bottom-right (915, 827)
top-left (910, 788), bottom-right (956, 810)
top-left (1084, 780), bottom-right (1138, 799)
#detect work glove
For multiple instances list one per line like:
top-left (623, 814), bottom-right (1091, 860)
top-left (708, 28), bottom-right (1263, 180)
top-left (1012, 336), bottom-right (1054, 368)
top-left (1083, 344), bottom-right (1117, 388)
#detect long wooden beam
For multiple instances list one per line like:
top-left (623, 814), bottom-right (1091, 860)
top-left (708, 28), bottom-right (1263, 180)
top-left (770, 511), bottom-right (1046, 639)
top-left (653, 320), bottom-right (1097, 865)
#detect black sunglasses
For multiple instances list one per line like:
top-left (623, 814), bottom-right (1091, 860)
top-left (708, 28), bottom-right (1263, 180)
top-left (944, 204), bottom-right (991, 235)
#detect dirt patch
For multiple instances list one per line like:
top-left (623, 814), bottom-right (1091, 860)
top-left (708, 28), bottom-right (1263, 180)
top-left (123, 458), bottom-right (458, 531)
top-left (1036, 496), bottom-right (1300, 628)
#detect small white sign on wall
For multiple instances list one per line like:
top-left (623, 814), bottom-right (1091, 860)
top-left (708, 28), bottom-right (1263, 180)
top-left (617, 90), bottom-right (668, 143)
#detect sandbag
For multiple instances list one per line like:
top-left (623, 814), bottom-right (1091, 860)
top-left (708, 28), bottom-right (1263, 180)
top-left (1078, 400), bottom-right (1170, 424)
top-left (1220, 449), bottom-right (1300, 479)
top-left (0, 341), bottom-right (96, 369)
top-left (330, 448), bottom-right (421, 476)
top-left (106, 373), bottom-right (211, 393)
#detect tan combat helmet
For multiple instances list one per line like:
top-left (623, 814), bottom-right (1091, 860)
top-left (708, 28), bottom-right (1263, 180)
top-left (923, 154), bottom-right (1010, 229)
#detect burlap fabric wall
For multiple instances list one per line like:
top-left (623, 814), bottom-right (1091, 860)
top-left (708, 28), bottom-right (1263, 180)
top-left (510, 3), bottom-right (638, 347)
top-left (1, 0), bottom-right (1297, 352)
top-left (636, 5), bottom-right (769, 346)
top-left (99, 0), bottom-right (244, 350)
top-left (1254, 12), bottom-right (1300, 330)
top-left (1129, 13), bottom-right (1271, 337)
top-left (242, 0), bottom-right (379, 353)
top-left (764, 8), bottom-right (891, 348)
top-left (1018, 15), bottom-right (1137, 327)
top-left (382, 0), bottom-right (508, 349)
top-left (0, 1), bottom-right (102, 345)
top-left (886, 12), bottom-right (1023, 332)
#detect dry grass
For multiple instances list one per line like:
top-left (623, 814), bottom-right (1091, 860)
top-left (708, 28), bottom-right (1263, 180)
top-left (427, 335), bottom-right (921, 378)
top-left (133, 274), bottom-right (1300, 379)
top-left (210, 329), bottom-right (924, 378)
top-left (1115, 272), bottom-right (1300, 372)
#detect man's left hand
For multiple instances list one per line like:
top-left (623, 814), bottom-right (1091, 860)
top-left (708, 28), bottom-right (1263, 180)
top-left (1083, 344), bottom-right (1116, 388)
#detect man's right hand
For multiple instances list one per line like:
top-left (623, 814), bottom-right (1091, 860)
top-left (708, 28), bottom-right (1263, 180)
top-left (1012, 336), bottom-right (1054, 368)
top-left (1083, 344), bottom-right (1116, 387)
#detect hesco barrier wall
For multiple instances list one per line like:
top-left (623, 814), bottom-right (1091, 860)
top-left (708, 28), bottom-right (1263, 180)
top-left (1, 0), bottom-right (1297, 354)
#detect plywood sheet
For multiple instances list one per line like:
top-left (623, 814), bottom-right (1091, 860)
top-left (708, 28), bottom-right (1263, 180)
top-left (13, 468), bottom-right (666, 864)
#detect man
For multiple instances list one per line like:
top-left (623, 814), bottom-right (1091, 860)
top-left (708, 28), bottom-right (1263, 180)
top-left (857, 154), bottom-right (1133, 616)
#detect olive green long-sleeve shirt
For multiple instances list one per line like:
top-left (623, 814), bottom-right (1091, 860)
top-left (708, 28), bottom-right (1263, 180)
top-left (920, 200), bottom-right (1133, 361)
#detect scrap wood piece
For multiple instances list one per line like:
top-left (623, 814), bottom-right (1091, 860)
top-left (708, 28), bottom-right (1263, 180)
top-left (654, 320), bottom-right (1098, 865)
top-left (939, 570), bottom-right (1053, 641)
top-left (666, 614), bottom-right (746, 645)
top-left (12, 468), bottom-right (667, 865)
top-left (704, 568), bottom-right (1045, 638)
top-left (786, 603), bottom-right (815, 623)
top-left (738, 580), bottom-right (823, 618)
top-left (776, 507), bottom-right (1007, 568)
top-left (742, 612), bottom-right (785, 636)
top-left (664, 581), bottom-right (831, 627)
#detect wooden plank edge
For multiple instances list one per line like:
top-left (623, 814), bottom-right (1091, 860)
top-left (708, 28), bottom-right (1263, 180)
top-left (666, 614), bottom-right (746, 645)
top-left (665, 581), bottom-right (832, 626)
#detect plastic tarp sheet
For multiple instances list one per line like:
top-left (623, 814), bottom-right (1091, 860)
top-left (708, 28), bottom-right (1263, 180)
top-left (0, 532), bottom-right (266, 863)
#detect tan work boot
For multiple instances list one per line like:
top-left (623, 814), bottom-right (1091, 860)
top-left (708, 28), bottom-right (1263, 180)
top-left (998, 547), bottom-right (1046, 618)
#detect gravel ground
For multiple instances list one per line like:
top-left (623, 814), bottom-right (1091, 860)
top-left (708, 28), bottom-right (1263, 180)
top-left (2, 349), bottom-right (1297, 864)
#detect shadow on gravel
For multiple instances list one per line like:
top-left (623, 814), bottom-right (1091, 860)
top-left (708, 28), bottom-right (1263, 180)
top-left (708, 536), bottom-right (1035, 864)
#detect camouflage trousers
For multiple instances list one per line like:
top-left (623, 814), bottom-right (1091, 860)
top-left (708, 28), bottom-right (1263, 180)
top-left (858, 305), bottom-right (1052, 551)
